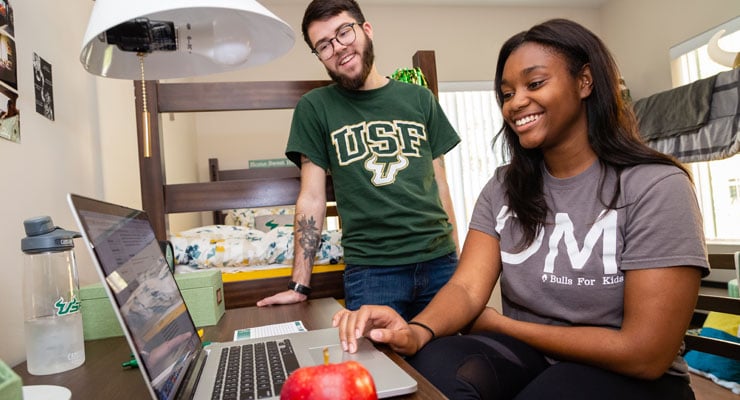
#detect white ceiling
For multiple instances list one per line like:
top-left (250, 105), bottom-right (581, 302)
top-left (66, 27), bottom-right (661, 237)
top-left (268, 0), bottom-right (608, 7)
top-left (364, 0), bottom-right (607, 5)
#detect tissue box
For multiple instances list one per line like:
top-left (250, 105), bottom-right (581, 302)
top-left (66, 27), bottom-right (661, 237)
top-left (80, 269), bottom-right (225, 340)
top-left (0, 359), bottom-right (22, 400)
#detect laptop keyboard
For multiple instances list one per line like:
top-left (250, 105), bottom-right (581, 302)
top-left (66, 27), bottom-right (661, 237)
top-left (212, 339), bottom-right (300, 400)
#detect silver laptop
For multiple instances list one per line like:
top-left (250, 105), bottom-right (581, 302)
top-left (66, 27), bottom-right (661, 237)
top-left (67, 193), bottom-right (417, 400)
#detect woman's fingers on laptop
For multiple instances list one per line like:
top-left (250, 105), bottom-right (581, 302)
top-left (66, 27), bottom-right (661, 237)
top-left (334, 306), bottom-right (406, 353)
top-left (334, 306), bottom-right (368, 352)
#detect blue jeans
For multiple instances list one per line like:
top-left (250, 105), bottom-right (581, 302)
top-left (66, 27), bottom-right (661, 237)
top-left (343, 252), bottom-right (458, 321)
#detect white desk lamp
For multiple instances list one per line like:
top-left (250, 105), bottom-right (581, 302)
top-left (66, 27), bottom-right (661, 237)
top-left (79, 0), bottom-right (295, 156)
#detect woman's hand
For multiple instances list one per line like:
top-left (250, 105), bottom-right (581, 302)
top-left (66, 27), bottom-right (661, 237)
top-left (332, 305), bottom-right (426, 355)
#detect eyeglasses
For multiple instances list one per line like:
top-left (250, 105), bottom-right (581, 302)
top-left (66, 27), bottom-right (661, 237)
top-left (312, 23), bottom-right (357, 61)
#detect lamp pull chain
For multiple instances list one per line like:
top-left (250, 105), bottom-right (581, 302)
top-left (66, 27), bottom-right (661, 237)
top-left (138, 53), bottom-right (152, 158)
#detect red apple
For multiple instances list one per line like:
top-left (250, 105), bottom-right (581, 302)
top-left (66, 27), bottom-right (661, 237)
top-left (280, 360), bottom-right (378, 400)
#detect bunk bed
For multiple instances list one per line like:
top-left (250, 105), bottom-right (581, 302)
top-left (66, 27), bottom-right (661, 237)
top-left (133, 50), bottom-right (440, 309)
top-left (633, 67), bottom-right (740, 398)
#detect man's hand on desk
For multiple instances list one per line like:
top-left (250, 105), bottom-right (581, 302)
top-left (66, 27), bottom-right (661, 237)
top-left (256, 290), bottom-right (307, 307)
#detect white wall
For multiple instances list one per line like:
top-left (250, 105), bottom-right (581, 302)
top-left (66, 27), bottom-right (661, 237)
top-left (601, 0), bottom-right (738, 101)
top-left (0, 0), bottom-right (105, 367)
top-left (1, 0), bottom-right (737, 368)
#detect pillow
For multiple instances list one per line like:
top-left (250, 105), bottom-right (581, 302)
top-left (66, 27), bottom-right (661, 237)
top-left (222, 208), bottom-right (254, 228)
top-left (702, 311), bottom-right (740, 336)
top-left (254, 214), bottom-right (294, 232)
top-left (170, 225), bottom-right (268, 268)
top-left (684, 311), bottom-right (740, 386)
top-left (224, 206), bottom-right (295, 228)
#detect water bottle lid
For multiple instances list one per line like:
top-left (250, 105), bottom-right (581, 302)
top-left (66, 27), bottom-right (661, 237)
top-left (21, 216), bottom-right (81, 254)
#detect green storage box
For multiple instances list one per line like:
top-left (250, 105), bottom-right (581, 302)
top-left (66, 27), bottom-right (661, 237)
top-left (80, 282), bottom-right (124, 340)
top-left (0, 359), bottom-right (22, 400)
top-left (174, 269), bottom-right (226, 327)
top-left (80, 269), bottom-right (225, 340)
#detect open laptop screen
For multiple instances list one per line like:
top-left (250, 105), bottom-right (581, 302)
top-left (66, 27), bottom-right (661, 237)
top-left (71, 194), bottom-right (200, 400)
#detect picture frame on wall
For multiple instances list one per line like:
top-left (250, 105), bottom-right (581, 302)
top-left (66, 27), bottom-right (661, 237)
top-left (0, 30), bottom-right (16, 90)
top-left (0, 0), bottom-right (14, 37)
top-left (33, 53), bottom-right (54, 121)
top-left (0, 0), bottom-right (17, 143)
top-left (0, 84), bottom-right (19, 143)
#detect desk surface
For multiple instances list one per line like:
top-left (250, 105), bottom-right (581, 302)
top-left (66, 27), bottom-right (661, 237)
top-left (13, 298), bottom-right (446, 399)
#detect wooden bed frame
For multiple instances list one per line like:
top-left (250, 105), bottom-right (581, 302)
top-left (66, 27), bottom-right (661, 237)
top-left (206, 158), bottom-right (343, 309)
top-left (685, 293), bottom-right (740, 400)
top-left (207, 158), bottom-right (340, 225)
top-left (133, 50), bottom-right (439, 309)
top-left (686, 294), bottom-right (740, 360)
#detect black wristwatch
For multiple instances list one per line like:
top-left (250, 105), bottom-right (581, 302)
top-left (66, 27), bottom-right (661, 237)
top-left (288, 280), bottom-right (312, 296)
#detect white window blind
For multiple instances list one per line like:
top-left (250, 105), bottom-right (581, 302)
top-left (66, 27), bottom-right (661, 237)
top-left (439, 84), bottom-right (505, 245)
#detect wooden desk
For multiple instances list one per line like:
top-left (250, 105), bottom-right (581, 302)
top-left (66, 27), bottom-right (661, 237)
top-left (13, 298), bottom-right (446, 399)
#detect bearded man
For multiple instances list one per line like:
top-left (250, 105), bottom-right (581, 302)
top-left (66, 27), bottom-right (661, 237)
top-left (257, 0), bottom-right (461, 321)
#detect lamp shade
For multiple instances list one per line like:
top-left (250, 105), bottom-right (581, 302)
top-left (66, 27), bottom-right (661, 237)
top-left (80, 0), bottom-right (295, 80)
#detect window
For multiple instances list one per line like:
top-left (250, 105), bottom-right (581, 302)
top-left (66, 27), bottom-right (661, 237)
top-left (670, 18), bottom-right (740, 243)
top-left (439, 82), bottom-right (505, 245)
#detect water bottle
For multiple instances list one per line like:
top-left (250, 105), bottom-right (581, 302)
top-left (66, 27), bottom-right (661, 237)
top-left (21, 216), bottom-right (85, 375)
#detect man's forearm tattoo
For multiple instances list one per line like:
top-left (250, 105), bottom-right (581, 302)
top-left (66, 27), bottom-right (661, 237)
top-left (296, 214), bottom-right (320, 262)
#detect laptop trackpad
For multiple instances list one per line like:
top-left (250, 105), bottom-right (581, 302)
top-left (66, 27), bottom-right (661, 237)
top-left (308, 339), bottom-right (378, 365)
top-left (306, 338), bottom-right (417, 398)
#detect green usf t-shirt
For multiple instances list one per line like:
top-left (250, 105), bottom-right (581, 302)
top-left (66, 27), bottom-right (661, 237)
top-left (286, 79), bottom-right (460, 265)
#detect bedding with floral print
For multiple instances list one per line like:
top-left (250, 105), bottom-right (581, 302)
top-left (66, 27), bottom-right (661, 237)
top-left (170, 224), bottom-right (343, 269)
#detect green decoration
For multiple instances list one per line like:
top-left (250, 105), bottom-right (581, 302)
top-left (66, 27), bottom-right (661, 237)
top-left (391, 67), bottom-right (428, 88)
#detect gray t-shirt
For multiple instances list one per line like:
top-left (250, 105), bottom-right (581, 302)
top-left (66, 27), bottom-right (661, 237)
top-left (470, 160), bottom-right (709, 376)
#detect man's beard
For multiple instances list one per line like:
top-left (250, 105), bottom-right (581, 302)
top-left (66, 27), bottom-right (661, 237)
top-left (327, 36), bottom-right (375, 90)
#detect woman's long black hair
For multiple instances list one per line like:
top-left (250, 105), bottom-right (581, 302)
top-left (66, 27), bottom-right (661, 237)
top-left (493, 19), bottom-right (690, 249)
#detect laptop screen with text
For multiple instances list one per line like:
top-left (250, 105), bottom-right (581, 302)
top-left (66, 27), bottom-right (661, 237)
top-left (70, 194), bottom-right (200, 400)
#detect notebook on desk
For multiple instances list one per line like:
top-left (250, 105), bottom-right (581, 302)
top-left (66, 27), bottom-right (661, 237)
top-left (67, 193), bottom-right (417, 400)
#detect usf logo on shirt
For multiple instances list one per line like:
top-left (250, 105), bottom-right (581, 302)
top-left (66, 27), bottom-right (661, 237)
top-left (331, 120), bottom-right (427, 186)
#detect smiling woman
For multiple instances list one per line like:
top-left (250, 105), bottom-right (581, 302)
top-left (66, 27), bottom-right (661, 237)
top-left (335, 18), bottom-right (709, 400)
